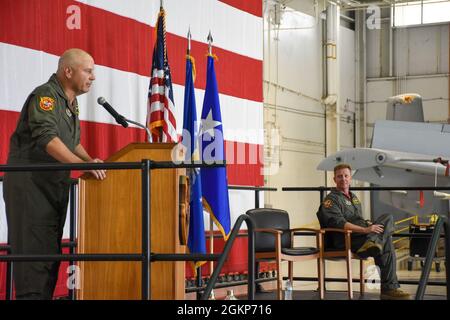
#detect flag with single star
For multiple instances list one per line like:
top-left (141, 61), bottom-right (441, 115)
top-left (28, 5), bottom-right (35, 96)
top-left (147, 6), bottom-right (177, 143)
top-left (200, 54), bottom-right (231, 240)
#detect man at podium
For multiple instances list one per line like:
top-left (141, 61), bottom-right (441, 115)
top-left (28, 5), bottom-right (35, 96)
top-left (2, 48), bottom-right (106, 300)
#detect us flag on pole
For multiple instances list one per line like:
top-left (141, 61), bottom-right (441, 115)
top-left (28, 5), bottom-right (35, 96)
top-left (147, 7), bottom-right (177, 143)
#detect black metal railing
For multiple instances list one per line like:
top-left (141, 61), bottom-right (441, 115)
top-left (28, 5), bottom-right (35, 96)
top-left (191, 186), bottom-right (277, 299)
top-left (200, 214), bottom-right (255, 300)
top-left (282, 185), bottom-right (450, 300)
top-left (229, 186), bottom-right (277, 209)
top-left (0, 161), bottom-right (146, 299)
top-left (3, 171), bottom-right (449, 300)
top-left (1, 160), bottom-right (255, 300)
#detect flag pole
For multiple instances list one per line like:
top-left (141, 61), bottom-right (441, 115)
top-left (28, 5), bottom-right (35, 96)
top-left (158, 0), bottom-right (164, 142)
top-left (207, 30), bottom-right (214, 280)
top-left (187, 27), bottom-right (202, 296)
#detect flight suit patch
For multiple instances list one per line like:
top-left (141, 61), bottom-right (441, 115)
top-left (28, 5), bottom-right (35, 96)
top-left (323, 199), bottom-right (333, 208)
top-left (39, 97), bottom-right (55, 111)
top-left (344, 199), bottom-right (352, 205)
top-left (352, 198), bottom-right (360, 205)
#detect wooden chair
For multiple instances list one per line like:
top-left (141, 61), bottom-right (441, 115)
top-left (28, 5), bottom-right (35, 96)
top-left (247, 208), bottom-right (324, 300)
top-left (319, 228), bottom-right (366, 299)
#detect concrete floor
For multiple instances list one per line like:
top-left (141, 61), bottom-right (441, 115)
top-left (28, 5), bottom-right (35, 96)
top-left (185, 263), bottom-right (447, 300)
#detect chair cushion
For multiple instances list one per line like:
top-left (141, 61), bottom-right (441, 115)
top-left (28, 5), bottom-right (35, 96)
top-left (281, 247), bottom-right (319, 256)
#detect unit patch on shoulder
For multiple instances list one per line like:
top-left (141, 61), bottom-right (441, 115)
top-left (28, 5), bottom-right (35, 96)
top-left (323, 199), bottom-right (333, 208)
top-left (39, 97), bottom-right (55, 111)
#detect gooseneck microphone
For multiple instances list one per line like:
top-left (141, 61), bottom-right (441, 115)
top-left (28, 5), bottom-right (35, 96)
top-left (97, 97), bottom-right (129, 128)
top-left (97, 96), bottom-right (152, 142)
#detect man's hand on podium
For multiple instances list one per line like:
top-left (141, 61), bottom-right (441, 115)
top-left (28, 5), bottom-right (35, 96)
top-left (87, 158), bottom-right (106, 180)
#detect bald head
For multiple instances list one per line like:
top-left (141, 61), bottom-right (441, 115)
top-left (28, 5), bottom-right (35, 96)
top-left (57, 48), bottom-right (93, 74)
top-left (56, 48), bottom-right (95, 100)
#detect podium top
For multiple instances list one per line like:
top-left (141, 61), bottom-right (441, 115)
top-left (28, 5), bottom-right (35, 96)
top-left (79, 142), bottom-right (178, 180)
top-left (107, 143), bottom-right (177, 162)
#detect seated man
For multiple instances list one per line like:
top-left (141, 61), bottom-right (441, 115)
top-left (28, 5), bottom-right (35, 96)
top-left (317, 163), bottom-right (410, 300)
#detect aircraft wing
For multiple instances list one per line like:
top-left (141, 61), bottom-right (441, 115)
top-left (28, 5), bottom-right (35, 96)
top-left (318, 148), bottom-right (450, 215)
top-left (317, 148), bottom-right (450, 185)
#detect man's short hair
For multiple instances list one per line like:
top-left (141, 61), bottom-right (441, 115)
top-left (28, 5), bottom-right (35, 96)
top-left (334, 163), bottom-right (352, 174)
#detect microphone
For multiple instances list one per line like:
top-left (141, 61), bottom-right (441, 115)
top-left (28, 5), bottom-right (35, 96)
top-left (97, 96), bottom-right (152, 142)
top-left (97, 97), bottom-right (129, 128)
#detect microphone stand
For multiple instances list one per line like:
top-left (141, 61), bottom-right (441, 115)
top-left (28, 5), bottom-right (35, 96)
top-left (124, 118), bottom-right (152, 143)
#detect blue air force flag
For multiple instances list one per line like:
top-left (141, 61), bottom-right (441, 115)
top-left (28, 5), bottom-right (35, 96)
top-left (200, 55), bottom-right (231, 240)
top-left (182, 54), bottom-right (206, 266)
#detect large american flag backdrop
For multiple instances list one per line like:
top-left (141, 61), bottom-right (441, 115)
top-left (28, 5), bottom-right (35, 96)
top-left (0, 0), bottom-right (263, 297)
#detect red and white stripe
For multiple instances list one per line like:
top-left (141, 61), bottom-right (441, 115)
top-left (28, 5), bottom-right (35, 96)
top-left (148, 68), bottom-right (177, 142)
top-left (0, 0), bottom-right (263, 239)
top-left (0, 0), bottom-right (265, 298)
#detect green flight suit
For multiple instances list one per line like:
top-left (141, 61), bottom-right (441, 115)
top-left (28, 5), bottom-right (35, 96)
top-left (3, 73), bottom-right (80, 299)
top-left (316, 189), bottom-right (400, 290)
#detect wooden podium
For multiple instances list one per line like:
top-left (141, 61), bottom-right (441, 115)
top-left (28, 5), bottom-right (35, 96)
top-left (77, 143), bottom-right (186, 300)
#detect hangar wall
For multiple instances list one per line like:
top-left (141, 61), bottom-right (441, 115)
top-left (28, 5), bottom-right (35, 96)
top-left (263, 2), bottom-right (358, 228)
top-left (366, 12), bottom-right (449, 143)
top-left (263, 2), bottom-right (449, 229)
